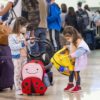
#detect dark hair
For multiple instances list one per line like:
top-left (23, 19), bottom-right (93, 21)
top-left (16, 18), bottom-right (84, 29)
top-left (63, 26), bottom-right (82, 47)
top-left (68, 7), bottom-right (75, 16)
top-left (96, 10), bottom-right (100, 14)
top-left (84, 4), bottom-right (90, 11)
top-left (77, 2), bottom-right (82, 7)
top-left (61, 3), bottom-right (67, 13)
top-left (12, 17), bottom-right (27, 33)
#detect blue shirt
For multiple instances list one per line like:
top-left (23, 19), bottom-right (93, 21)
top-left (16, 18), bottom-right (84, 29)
top-left (47, 3), bottom-right (61, 31)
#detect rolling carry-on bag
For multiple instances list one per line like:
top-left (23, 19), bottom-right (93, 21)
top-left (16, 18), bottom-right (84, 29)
top-left (0, 46), bottom-right (14, 90)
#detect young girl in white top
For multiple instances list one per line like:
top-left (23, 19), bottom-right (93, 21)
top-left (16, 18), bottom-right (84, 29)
top-left (63, 26), bottom-right (90, 92)
top-left (9, 17), bottom-right (27, 95)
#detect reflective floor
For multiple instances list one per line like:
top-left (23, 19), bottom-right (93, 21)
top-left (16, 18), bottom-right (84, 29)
top-left (0, 50), bottom-right (100, 100)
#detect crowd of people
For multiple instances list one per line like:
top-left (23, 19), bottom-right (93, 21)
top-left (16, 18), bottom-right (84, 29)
top-left (0, 0), bottom-right (100, 95)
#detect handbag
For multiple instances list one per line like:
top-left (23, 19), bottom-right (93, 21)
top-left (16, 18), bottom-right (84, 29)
top-left (0, 23), bottom-right (11, 45)
top-left (0, 6), bottom-right (17, 46)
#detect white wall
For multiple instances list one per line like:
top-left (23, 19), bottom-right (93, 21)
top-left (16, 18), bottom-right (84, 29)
top-left (55, 0), bottom-right (100, 10)
top-left (0, 0), bottom-right (8, 6)
top-left (1, 0), bottom-right (100, 10)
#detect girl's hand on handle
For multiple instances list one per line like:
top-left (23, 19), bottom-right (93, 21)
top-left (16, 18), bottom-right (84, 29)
top-left (63, 45), bottom-right (67, 49)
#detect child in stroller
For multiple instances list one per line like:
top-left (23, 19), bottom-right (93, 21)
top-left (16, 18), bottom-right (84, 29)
top-left (26, 34), bottom-right (54, 86)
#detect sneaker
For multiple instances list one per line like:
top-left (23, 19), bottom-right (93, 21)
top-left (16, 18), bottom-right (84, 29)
top-left (64, 84), bottom-right (74, 91)
top-left (16, 90), bottom-right (23, 95)
top-left (50, 81), bottom-right (54, 86)
top-left (71, 85), bottom-right (81, 93)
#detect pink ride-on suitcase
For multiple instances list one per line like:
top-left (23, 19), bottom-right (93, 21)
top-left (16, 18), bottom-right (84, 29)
top-left (22, 60), bottom-right (47, 95)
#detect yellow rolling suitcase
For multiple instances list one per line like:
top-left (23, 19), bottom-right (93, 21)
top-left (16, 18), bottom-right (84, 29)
top-left (51, 47), bottom-right (74, 76)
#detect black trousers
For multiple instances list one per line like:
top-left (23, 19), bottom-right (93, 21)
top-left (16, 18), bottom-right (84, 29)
top-left (49, 29), bottom-right (61, 51)
top-left (69, 71), bottom-right (81, 85)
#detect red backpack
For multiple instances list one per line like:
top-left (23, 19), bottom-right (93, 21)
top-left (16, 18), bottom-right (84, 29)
top-left (22, 60), bottom-right (47, 95)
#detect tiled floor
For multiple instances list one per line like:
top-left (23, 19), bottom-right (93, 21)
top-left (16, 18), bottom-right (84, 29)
top-left (0, 50), bottom-right (100, 100)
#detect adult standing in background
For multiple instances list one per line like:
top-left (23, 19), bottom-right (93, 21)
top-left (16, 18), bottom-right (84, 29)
top-left (0, 0), bottom-right (40, 31)
top-left (93, 10), bottom-right (100, 27)
top-left (22, 0), bottom-right (40, 32)
top-left (65, 7), bottom-right (78, 30)
top-left (34, 0), bottom-right (48, 53)
top-left (60, 3), bottom-right (67, 32)
top-left (76, 2), bottom-right (89, 38)
top-left (76, 2), bottom-right (84, 34)
top-left (84, 5), bottom-right (92, 20)
top-left (84, 4), bottom-right (96, 29)
top-left (47, 0), bottom-right (61, 52)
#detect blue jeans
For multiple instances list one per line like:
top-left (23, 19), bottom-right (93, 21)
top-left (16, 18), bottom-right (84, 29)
top-left (34, 28), bottom-right (47, 53)
top-left (30, 42), bottom-right (39, 55)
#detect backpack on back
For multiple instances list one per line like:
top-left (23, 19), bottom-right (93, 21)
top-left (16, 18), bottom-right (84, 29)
top-left (76, 9), bottom-right (89, 33)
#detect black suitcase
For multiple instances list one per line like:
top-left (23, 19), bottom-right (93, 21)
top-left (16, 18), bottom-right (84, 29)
top-left (84, 29), bottom-right (96, 50)
top-left (0, 46), bottom-right (14, 90)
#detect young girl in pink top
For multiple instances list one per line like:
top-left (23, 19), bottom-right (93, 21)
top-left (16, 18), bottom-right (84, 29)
top-left (63, 26), bottom-right (90, 92)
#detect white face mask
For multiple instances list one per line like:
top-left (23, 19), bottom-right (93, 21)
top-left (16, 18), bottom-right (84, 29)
top-left (20, 27), bottom-right (27, 34)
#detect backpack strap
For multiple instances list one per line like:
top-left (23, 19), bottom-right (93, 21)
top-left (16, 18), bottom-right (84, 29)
top-left (8, 8), bottom-right (17, 25)
top-left (11, 9), bottom-right (17, 18)
top-left (13, 0), bottom-right (19, 8)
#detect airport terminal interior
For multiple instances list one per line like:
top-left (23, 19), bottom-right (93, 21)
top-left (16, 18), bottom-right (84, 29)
top-left (0, 50), bottom-right (100, 100)
top-left (0, 0), bottom-right (100, 100)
